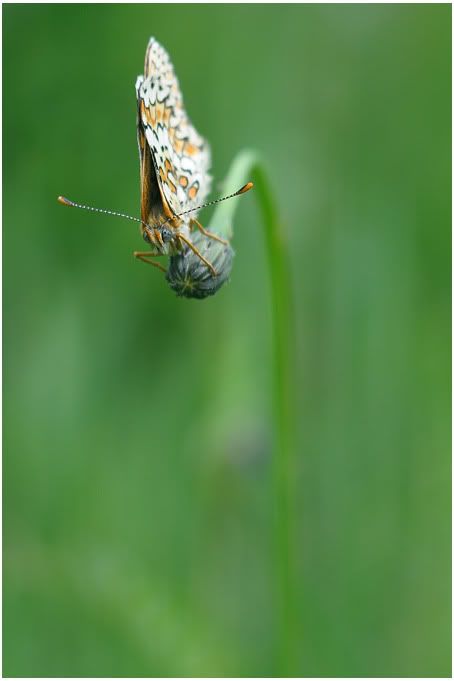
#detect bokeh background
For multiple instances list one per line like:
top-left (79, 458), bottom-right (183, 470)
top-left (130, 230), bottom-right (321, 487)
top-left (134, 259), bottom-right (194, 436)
top-left (3, 4), bottom-right (451, 677)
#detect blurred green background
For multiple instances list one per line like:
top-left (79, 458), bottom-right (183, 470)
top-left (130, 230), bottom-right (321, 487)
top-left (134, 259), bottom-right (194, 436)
top-left (3, 4), bottom-right (451, 677)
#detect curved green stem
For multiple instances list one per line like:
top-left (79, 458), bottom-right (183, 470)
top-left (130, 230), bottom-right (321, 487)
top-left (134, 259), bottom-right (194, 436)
top-left (212, 151), bottom-right (297, 675)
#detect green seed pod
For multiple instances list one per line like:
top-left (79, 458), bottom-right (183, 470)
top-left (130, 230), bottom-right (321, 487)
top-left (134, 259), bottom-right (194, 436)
top-left (166, 230), bottom-right (234, 299)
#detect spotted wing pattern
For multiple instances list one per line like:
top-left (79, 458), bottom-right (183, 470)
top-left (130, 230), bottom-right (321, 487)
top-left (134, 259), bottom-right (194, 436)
top-left (136, 38), bottom-right (211, 225)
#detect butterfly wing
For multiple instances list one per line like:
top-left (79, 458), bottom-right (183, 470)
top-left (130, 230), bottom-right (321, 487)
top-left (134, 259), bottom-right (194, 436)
top-left (136, 38), bottom-right (211, 228)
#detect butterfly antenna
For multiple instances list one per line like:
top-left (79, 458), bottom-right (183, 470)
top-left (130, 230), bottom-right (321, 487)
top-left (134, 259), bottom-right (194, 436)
top-left (165, 182), bottom-right (254, 224)
top-left (57, 196), bottom-right (153, 231)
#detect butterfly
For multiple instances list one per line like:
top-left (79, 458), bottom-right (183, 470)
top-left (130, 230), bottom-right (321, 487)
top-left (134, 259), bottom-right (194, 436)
top-left (134, 37), bottom-right (229, 275)
top-left (58, 37), bottom-right (252, 284)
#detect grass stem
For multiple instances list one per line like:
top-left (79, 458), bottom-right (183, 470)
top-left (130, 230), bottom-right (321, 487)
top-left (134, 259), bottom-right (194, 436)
top-left (211, 151), bottom-right (297, 675)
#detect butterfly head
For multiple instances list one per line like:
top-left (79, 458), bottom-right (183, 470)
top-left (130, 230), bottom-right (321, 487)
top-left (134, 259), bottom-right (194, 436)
top-left (142, 224), bottom-right (174, 250)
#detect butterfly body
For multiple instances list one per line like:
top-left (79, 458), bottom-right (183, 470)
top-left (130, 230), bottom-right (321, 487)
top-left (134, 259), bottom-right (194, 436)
top-left (135, 38), bottom-right (211, 257)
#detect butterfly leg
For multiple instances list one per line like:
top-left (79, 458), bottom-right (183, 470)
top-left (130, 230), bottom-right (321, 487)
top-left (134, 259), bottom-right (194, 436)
top-left (133, 251), bottom-right (167, 273)
top-left (176, 233), bottom-right (217, 277)
top-left (190, 218), bottom-right (229, 246)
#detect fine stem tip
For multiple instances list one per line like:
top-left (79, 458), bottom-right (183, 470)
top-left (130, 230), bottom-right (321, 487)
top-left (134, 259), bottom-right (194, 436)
top-left (239, 182), bottom-right (254, 194)
top-left (57, 196), bottom-right (72, 206)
